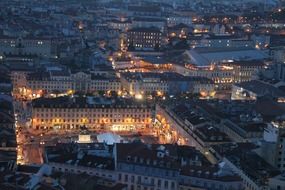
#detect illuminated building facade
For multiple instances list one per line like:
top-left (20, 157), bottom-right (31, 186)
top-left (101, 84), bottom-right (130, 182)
top-left (107, 19), bottom-right (132, 32)
top-left (184, 65), bottom-right (233, 89)
top-left (31, 96), bottom-right (153, 131)
top-left (127, 27), bottom-right (162, 50)
top-left (26, 71), bottom-right (121, 97)
top-left (120, 72), bottom-right (215, 96)
top-left (225, 60), bottom-right (265, 83)
top-left (181, 60), bottom-right (265, 89)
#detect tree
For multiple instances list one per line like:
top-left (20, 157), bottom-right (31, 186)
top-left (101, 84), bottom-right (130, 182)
top-left (98, 90), bottom-right (105, 96)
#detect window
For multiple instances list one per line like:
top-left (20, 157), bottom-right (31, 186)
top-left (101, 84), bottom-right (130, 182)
top-left (157, 179), bottom-right (161, 187)
top-left (164, 181), bottom-right (168, 189)
top-left (171, 182), bottom-right (175, 188)
top-left (124, 174), bottom-right (128, 182)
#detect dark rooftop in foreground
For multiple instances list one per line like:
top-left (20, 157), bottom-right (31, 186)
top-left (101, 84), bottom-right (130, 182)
top-left (45, 143), bottom-right (114, 170)
top-left (212, 143), bottom-right (280, 186)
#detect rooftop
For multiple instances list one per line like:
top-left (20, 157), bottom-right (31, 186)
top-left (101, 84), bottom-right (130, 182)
top-left (116, 143), bottom-right (205, 170)
top-left (225, 60), bottom-right (265, 67)
top-left (180, 165), bottom-right (241, 182)
top-left (32, 96), bottom-right (152, 109)
top-left (128, 27), bottom-right (162, 33)
top-left (195, 125), bottom-right (231, 142)
top-left (45, 143), bottom-right (114, 170)
top-left (186, 47), bottom-right (268, 66)
top-left (133, 17), bottom-right (165, 22)
top-left (212, 143), bottom-right (280, 186)
top-left (128, 5), bottom-right (160, 13)
top-left (121, 72), bottom-right (213, 83)
top-left (235, 80), bottom-right (285, 98)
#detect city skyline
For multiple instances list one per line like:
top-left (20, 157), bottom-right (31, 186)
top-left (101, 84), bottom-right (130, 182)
top-left (0, 0), bottom-right (285, 190)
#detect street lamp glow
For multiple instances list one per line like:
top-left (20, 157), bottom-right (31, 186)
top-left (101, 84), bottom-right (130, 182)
top-left (135, 94), bottom-right (143, 100)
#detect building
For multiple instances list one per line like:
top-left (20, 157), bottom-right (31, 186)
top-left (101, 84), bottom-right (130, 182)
top-left (0, 66), bottom-right (16, 170)
top-left (156, 103), bottom-right (233, 161)
top-left (221, 120), bottom-right (266, 143)
top-left (0, 66), bottom-right (13, 94)
top-left (120, 72), bottom-right (215, 97)
top-left (27, 70), bottom-right (72, 97)
top-left (31, 96), bottom-right (153, 132)
top-left (167, 16), bottom-right (192, 27)
top-left (0, 36), bottom-right (57, 58)
top-left (0, 164), bottom-right (128, 190)
top-left (180, 60), bottom-right (265, 90)
top-left (200, 35), bottom-right (254, 48)
top-left (268, 173), bottom-right (285, 190)
top-left (168, 23), bottom-right (191, 39)
top-left (256, 120), bottom-right (285, 172)
top-left (25, 70), bottom-right (121, 97)
top-left (184, 47), bottom-right (269, 66)
top-left (179, 165), bottom-right (242, 190)
top-left (108, 19), bottom-right (132, 32)
top-left (127, 27), bottom-right (162, 51)
top-left (44, 142), bottom-right (242, 190)
top-left (132, 17), bottom-right (166, 32)
top-left (115, 143), bottom-right (181, 190)
top-left (210, 143), bottom-right (280, 190)
top-left (231, 80), bottom-right (285, 100)
top-left (9, 62), bottom-right (36, 98)
top-left (112, 54), bottom-right (133, 70)
top-left (182, 65), bottom-right (233, 90)
top-left (224, 60), bottom-right (265, 83)
top-left (127, 5), bottom-right (161, 17)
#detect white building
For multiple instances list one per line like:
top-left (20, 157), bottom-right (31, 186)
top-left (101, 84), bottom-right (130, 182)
top-left (31, 96), bottom-right (153, 132)
top-left (167, 16), bottom-right (192, 27)
top-left (0, 36), bottom-right (56, 57)
top-left (26, 70), bottom-right (121, 95)
top-left (120, 72), bottom-right (215, 96)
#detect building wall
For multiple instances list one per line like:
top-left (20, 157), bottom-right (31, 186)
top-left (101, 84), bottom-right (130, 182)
top-left (0, 37), bottom-right (54, 57)
top-left (179, 175), bottom-right (242, 190)
top-left (231, 65), bottom-right (262, 83)
top-left (27, 80), bottom-right (73, 93)
top-left (268, 175), bottom-right (285, 190)
top-left (26, 72), bottom-right (121, 95)
top-left (167, 16), bottom-right (192, 27)
top-left (11, 71), bottom-right (29, 90)
top-left (132, 21), bottom-right (165, 32)
top-left (31, 105), bottom-right (153, 131)
top-left (117, 170), bottom-right (178, 190)
top-left (223, 158), bottom-right (261, 190)
top-left (120, 74), bottom-right (214, 96)
top-left (120, 77), bottom-right (169, 96)
top-left (49, 162), bottom-right (116, 181)
top-left (231, 85), bottom-right (257, 100)
top-left (185, 67), bottom-right (233, 90)
top-left (127, 30), bottom-right (162, 50)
